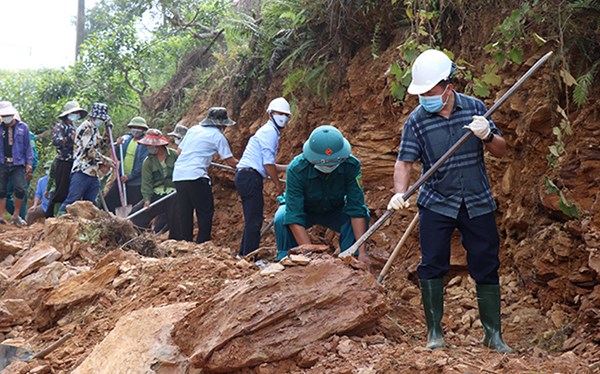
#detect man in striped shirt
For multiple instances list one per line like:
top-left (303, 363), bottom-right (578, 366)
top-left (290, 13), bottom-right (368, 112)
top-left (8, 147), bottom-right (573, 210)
top-left (388, 49), bottom-right (513, 353)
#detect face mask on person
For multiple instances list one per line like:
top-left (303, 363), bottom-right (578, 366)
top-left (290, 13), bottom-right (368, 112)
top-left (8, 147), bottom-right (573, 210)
top-left (93, 119), bottom-right (104, 127)
top-left (271, 113), bottom-right (289, 128)
top-left (2, 116), bottom-right (14, 125)
top-left (130, 128), bottom-right (144, 138)
top-left (147, 146), bottom-right (159, 155)
top-left (418, 85), bottom-right (449, 113)
top-left (314, 163), bottom-right (341, 174)
top-left (67, 113), bottom-right (80, 122)
top-left (174, 137), bottom-right (182, 145)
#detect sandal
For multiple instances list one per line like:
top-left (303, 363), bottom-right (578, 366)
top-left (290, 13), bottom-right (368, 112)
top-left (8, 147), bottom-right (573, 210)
top-left (10, 216), bottom-right (26, 227)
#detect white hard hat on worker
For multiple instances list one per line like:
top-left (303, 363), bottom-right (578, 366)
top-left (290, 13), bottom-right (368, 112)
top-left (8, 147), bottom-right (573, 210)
top-left (267, 97), bottom-right (291, 128)
top-left (408, 49), bottom-right (454, 95)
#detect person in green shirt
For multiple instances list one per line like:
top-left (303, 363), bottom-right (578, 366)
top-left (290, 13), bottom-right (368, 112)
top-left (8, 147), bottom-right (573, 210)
top-left (104, 116), bottom-right (148, 213)
top-left (129, 129), bottom-right (179, 239)
top-left (273, 125), bottom-right (370, 267)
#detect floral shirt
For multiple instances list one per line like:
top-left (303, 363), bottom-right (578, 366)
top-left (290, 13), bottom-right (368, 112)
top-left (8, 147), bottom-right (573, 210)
top-left (72, 120), bottom-right (111, 177)
top-left (51, 120), bottom-right (76, 161)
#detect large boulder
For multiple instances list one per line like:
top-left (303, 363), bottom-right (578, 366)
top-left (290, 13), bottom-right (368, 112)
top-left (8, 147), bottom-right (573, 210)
top-left (172, 255), bottom-right (388, 372)
top-left (72, 303), bottom-right (196, 374)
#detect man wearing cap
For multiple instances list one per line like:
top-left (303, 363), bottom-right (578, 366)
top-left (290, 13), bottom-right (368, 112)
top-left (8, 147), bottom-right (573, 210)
top-left (273, 125), bottom-right (370, 267)
top-left (173, 107), bottom-right (238, 243)
top-left (387, 49), bottom-right (511, 353)
top-left (104, 116), bottom-right (149, 212)
top-left (167, 122), bottom-right (188, 147)
top-left (26, 160), bottom-right (52, 225)
top-left (0, 101), bottom-right (33, 226)
top-left (59, 103), bottom-right (113, 214)
top-left (45, 100), bottom-right (87, 217)
top-left (130, 129), bottom-right (179, 237)
top-left (235, 97), bottom-right (290, 257)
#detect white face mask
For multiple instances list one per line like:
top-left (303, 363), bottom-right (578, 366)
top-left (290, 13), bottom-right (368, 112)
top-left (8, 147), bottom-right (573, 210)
top-left (2, 116), bottom-right (14, 124)
top-left (271, 114), bottom-right (289, 128)
top-left (174, 137), bottom-right (182, 145)
top-left (67, 113), bottom-right (80, 122)
top-left (130, 129), bottom-right (144, 138)
top-left (314, 163), bottom-right (341, 174)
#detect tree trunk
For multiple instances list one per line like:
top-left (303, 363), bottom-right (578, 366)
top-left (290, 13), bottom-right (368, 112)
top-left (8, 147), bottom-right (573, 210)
top-left (75, 0), bottom-right (85, 61)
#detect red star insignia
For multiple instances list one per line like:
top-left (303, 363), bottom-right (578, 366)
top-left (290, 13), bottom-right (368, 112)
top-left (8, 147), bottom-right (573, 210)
top-left (325, 148), bottom-right (333, 156)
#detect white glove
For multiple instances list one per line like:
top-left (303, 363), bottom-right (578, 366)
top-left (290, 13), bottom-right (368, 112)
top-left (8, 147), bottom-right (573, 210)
top-left (387, 193), bottom-right (410, 210)
top-left (464, 115), bottom-right (491, 140)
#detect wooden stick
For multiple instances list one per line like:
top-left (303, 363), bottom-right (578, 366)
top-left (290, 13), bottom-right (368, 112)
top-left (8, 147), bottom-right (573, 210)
top-left (377, 214), bottom-right (418, 283)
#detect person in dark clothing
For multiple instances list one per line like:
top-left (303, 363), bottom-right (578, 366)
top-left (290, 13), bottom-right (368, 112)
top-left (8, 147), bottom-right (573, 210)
top-left (0, 101), bottom-right (33, 226)
top-left (45, 101), bottom-right (87, 217)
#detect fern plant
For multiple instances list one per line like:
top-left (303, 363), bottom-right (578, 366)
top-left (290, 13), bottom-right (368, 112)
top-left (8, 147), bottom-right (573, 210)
top-left (573, 61), bottom-right (599, 107)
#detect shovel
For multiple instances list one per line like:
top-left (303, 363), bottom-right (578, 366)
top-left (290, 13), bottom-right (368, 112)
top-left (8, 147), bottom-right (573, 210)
top-left (115, 143), bottom-right (132, 217)
top-left (105, 125), bottom-right (129, 217)
top-left (0, 333), bottom-right (72, 370)
top-left (210, 162), bottom-right (287, 183)
top-left (339, 51), bottom-right (554, 258)
top-left (126, 191), bottom-right (177, 220)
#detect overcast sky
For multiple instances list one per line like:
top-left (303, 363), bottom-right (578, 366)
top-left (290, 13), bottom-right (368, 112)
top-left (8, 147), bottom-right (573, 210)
top-left (0, 0), bottom-right (98, 71)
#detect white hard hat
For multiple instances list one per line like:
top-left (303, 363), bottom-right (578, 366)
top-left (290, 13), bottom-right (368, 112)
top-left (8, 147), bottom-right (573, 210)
top-left (266, 97), bottom-right (291, 115)
top-left (408, 49), bottom-right (454, 95)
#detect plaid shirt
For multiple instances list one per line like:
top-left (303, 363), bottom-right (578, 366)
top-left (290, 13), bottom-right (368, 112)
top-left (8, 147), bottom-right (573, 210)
top-left (397, 92), bottom-right (500, 219)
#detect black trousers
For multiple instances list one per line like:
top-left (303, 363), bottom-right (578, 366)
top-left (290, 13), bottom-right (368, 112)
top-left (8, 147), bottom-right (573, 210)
top-left (234, 169), bottom-right (264, 256)
top-left (418, 204), bottom-right (500, 285)
top-left (130, 193), bottom-right (180, 239)
top-left (174, 178), bottom-right (213, 243)
top-left (104, 181), bottom-right (143, 213)
top-left (45, 159), bottom-right (73, 217)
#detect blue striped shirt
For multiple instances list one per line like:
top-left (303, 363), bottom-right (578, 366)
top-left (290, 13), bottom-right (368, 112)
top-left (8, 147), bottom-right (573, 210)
top-left (397, 92), bottom-right (500, 219)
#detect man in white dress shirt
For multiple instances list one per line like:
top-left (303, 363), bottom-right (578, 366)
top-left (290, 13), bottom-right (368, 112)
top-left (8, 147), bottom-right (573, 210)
top-left (234, 97), bottom-right (290, 257)
top-left (173, 107), bottom-right (238, 243)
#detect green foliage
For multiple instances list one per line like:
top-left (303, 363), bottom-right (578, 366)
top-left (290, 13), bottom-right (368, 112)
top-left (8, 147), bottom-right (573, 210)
top-left (547, 105), bottom-right (573, 168)
top-left (544, 176), bottom-right (579, 218)
top-left (0, 69), bottom-right (77, 134)
top-left (283, 60), bottom-right (331, 103)
top-left (371, 21), bottom-right (382, 60)
top-left (573, 61), bottom-right (599, 107)
top-left (484, 2), bottom-right (536, 66)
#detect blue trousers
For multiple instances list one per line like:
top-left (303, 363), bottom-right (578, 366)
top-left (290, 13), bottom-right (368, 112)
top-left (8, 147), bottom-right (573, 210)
top-left (418, 204), bottom-right (500, 285)
top-left (274, 205), bottom-right (369, 260)
top-left (59, 172), bottom-right (100, 213)
top-left (234, 169), bottom-right (264, 256)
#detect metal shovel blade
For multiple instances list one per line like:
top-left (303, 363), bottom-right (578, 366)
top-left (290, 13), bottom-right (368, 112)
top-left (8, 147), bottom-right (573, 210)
top-left (115, 205), bottom-right (133, 218)
top-left (0, 344), bottom-right (32, 370)
top-left (0, 332), bottom-right (72, 369)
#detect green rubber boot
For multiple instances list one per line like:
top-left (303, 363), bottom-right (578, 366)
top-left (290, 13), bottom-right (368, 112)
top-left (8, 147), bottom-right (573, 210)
top-left (476, 284), bottom-right (514, 354)
top-left (419, 278), bottom-right (445, 349)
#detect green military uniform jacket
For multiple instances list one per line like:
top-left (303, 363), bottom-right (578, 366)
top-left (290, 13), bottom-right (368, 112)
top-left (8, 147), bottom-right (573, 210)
top-left (284, 153), bottom-right (368, 227)
top-left (140, 147), bottom-right (178, 202)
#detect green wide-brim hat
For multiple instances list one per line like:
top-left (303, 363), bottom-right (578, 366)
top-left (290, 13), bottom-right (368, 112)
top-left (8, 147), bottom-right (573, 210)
top-left (302, 125), bottom-right (351, 165)
top-left (127, 116), bottom-right (149, 130)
